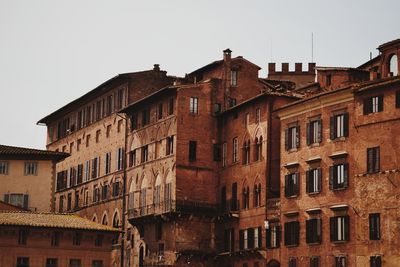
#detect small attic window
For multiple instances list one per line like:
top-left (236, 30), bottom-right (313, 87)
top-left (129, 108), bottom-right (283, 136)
top-left (389, 54), bottom-right (398, 77)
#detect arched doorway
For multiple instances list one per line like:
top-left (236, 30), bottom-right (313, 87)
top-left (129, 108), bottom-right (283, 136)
top-left (139, 246), bottom-right (144, 267)
top-left (267, 259), bottom-right (280, 267)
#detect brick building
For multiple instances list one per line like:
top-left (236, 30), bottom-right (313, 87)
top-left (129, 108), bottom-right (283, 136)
top-left (0, 145), bottom-right (69, 212)
top-left (274, 39), bottom-right (400, 267)
top-left (0, 211), bottom-right (119, 267)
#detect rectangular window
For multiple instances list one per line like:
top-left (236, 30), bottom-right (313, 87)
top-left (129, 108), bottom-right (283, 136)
top-left (141, 145), bottom-right (148, 163)
top-left (310, 257), bottom-right (320, 267)
top-left (24, 162), bottom-right (37, 175)
top-left (266, 224), bottom-right (280, 249)
top-left (364, 95), bottom-right (383, 114)
top-left (46, 258), bottom-right (58, 267)
top-left (284, 221), bottom-right (299, 246)
top-left (129, 150), bottom-right (136, 167)
top-left (306, 218), bottom-right (322, 244)
top-left (77, 164), bottom-right (83, 184)
top-left (95, 234), bottom-right (103, 247)
top-left (74, 191), bottom-right (79, 209)
top-left (158, 103), bottom-right (163, 120)
top-left (233, 137), bottom-right (238, 163)
top-left (67, 193), bottom-right (72, 211)
top-left (239, 229), bottom-right (248, 250)
top-left (18, 229), bottom-right (29, 245)
top-left (72, 232), bottom-right (82, 246)
top-left (112, 181), bottom-right (121, 197)
top-left (105, 152), bottom-right (111, 175)
top-left (330, 216), bottom-right (349, 242)
top-left (189, 141), bottom-right (197, 162)
top-left (306, 119), bottom-right (322, 145)
top-left (231, 70), bottom-right (238, 86)
top-left (117, 119), bottom-right (123, 133)
top-left (285, 173), bottom-right (299, 197)
top-left (16, 257), bottom-right (29, 267)
top-left (166, 136), bottom-right (174, 156)
top-left (223, 228), bottom-right (234, 252)
top-left (330, 113), bottom-right (349, 139)
top-left (96, 130), bottom-right (101, 143)
top-left (142, 109), bottom-right (150, 126)
top-left (306, 168), bottom-right (322, 194)
top-left (335, 256), bottom-right (347, 267)
top-left (131, 113), bottom-right (138, 130)
top-left (222, 142), bottom-right (227, 167)
top-left (93, 185), bottom-right (100, 203)
top-left (369, 213), bottom-right (380, 240)
top-left (77, 139), bottom-right (81, 151)
top-left (370, 256), bottom-right (382, 267)
top-left (329, 164), bottom-right (349, 190)
top-left (117, 147), bottom-right (124, 170)
top-left (69, 259), bottom-right (81, 267)
top-left (367, 147), bottom-right (380, 173)
top-left (285, 125), bottom-right (300, 150)
top-left (102, 183), bottom-right (108, 200)
top-left (84, 160), bottom-right (90, 182)
top-left (86, 134), bottom-right (90, 147)
top-left (190, 97), bottom-right (198, 114)
top-left (213, 143), bottom-right (221, 161)
top-left (51, 231), bottom-right (61, 247)
top-left (92, 260), bottom-right (103, 267)
top-left (106, 125), bottom-right (111, 138)
top-left (168, 98), bottom-right (174, 115)
top-left (7, 193), bottom-right (28, 209)
top-left (288, 258), bottom-right (297, 267)
top-left (91, 157), bottom-right (100, 179)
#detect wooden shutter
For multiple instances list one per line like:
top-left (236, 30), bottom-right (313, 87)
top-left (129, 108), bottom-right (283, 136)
top-left (257, 226), bottom-right (262, 248)
top-left (318, 119), bottom-right (322, 143)
top-left (239, 230), bottom-right (244, 250)
top-left (295, 126), bottom-right (300, 148)
top-left (276, 225), bottom-right (281, 248)
top-left (330, 116), bottom-right (335, 140)
top-left (330, 217), bottom-right (336, 241)
top-left (378, 95), bottom-right (384, 112)
top-left (367, 148), bottom-right (374, 173)
top-left (294, 221), bottom-right (300, 246)
top-left (295, 173), bottom-right (300, 195)
top-left (306, 219), bottom-right (311, 243)
top-left (4, 194), bottom-right (9, 203)
top-left (306, 170), bottom-right (310, 193)
top-left (369, 215), bottom-right (374, 240)
top-left (318, 168), bottom-right (322, 192)
top-left (284, 175), bottom-right (289, 197)
top-left (343, 112), bottom-right (349, 137)
top-left (344, 164), bottom-right (349, 188)
top-left (284, 128), bottom-right (289, 150)
top-left (284, 223), bottom-right (289, 246)
top-left (344, 215), bottom-right (350, 241)
top-left (23, 195), bottom-right (29, 209)
top-left (306, 122), bottom-right (311, 145)
top-left (375, 147), bottom-right (380, 172)
top-left (248, 228), bottom-right (254, 249)
top-left (363, 98), bottom-right (370, 115)
top-left (396, 91), bottom-right (400, 108)
top-left (266, 227), bottom-right (271, 248)
top-left (317, 218), bottom-right (322, 243)
top-left (329, 166), bottom-right (334, 190)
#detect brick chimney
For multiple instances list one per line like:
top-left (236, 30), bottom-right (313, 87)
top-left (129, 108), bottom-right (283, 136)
top-left (223, 48), bottom-right (232, 62)
top-left (153, 64), bottom-right (160, 71)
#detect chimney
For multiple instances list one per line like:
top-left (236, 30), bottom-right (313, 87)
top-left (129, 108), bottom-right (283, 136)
top-left (223, 48), bottom-right (232, 62)
top-left (153, 64), bottom-right (160, 71)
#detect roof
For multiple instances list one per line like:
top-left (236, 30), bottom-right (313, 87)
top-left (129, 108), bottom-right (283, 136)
top-left (0, 201), bottom-right (26, 211)
top-left (0, 211), bottom-right (120, 232)
top-left (378, 38), bottom-right (400, 51)
top-left (353, 76), bottom-right (400, 93)
top-left (0, 144), bottom-right (69, 161)
top-left (357, 54), bottom-right (381, 69)
top-left (189, 56), bottom-right (261, 75)
top-left (315, 66), bottom-right (368, 72)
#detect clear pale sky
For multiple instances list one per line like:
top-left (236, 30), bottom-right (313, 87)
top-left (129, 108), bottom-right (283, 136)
top-left (0, 0), bottom-right (398, 149)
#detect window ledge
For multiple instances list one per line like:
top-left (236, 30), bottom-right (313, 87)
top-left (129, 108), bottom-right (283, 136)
top-left (285, 195), bottom-right (299, 199)
top-left (331, 240), bottom-right (349, 244)
top-left (285, 244), bottom-right (299, 248)
top-left (331, 187), bottom-right (348, 191)
top-left (307, 191), bottom-right (321, 196)
top-left (306, 242), bottom-right (321, 246)
top-left (309, 142), bottom-right (321, 148)
top-left (331, 137), bottom-right (347, 142)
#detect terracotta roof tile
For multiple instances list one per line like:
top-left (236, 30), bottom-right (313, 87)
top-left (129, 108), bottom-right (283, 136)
top-left (0, 145), bottom-right (69, 161)
top-left (0, 211), bottom-right (119, 232)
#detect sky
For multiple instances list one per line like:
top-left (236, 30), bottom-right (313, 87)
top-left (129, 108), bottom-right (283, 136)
top-left (0, 0), bottom-right (399, 149)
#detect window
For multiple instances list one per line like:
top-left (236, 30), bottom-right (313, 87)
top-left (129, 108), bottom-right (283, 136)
top-left (77, 164), bottom-right (83, 184)
top-left (306, 218), bottom-right (322, 244)
top-left (129, 149), bottom-right (136, 167)
top-left (239, 229), bottom-right (248, 250)
top-left (223, 228), bottom-right (235, 252)
top-left (222, 142), bottom-right (227, 167)
top-left (69, 142), bottom-right (74, 154)
top-left (396, 91), bottom-right (400, 108)
top-left (335, 256), bottom-right (347, 267)
top-left (329, 164), bottom-right (349, 190)
top-left (92, 260), bottom-right (103, 267)
top-left (388, 54), bottom-right (398, 76)
top-left (131, 113), bottom-right (138, 130)
top-left (51, 231), bottom-right (61, 246)
top-left (255, 136), bottom-right (262, 161)
top-left (284, 221), bottom-right (299, 246)
top-left (74, 191), bottom-right (79, 209)
top-left (139, 188), bottom-right (146, 215)
top-left (367, 147), bottom-right (380, 173)
top-left (233, 137), bottom-right (238, 163)
top-left (255, 108), bottom-right (261, 123)
top-left (72, 232), bottom-right (82, 246)
top-left (141, 145), bottom-right (148, 163)
top-left (106, 125), bottom-right (111, 137)
top-left (117, 119), bottom-right (123, 133)
top-left (364, 95), bottom-right (383, 114)
top-left (266, 224), bottom-right (280, 249)
top-left (86, 134), bottom-right (90, 147)
top-left (84, 160), bottom-right (90, 182)
top-left (285, 125), bottom-right (300, 150)
top-left (189, 141), bottom-right (197, 162)
top-left (93, 185), bottom-right (100, 203)
top-left (46, 258), bottom-right (58, 267)
top-left (69, 259), bottom-right (81, 267)
top-left (96, 130), bottom-right (101, 143)
top-left (190, 97), bottom-right (198, 114)
top-left (306, 168), bottom-right (322, 194)
top-left (231, 182), bottom-right (238, 211)
top-left (168, 98), bottom-right (174, 115)
top-left (285, 173), bottom-right (299, 197)
top-left (242, 186), bottom-right (249, 209)
top-left (213, 143), bottom-right (221, 161)
top-left (309, 257), bottom-right (320, 267)
top-left (24, 162), bottom-right (37, 175)
top-left (330, 216), bottom-right (349, 242)
top-left (166, 136), bottom-right (174, 156)
top-left (112, 181), bottom-right (121, 197)
top-left (59, 196), bottom-right (64, 213)
top-left (91, 157), bottom-right (100, 178)
top-left (67, 193), bottom-right (72, 211)
top-left (102, 183), bottom-right (108, 200)
top-left (253, 183), bottom-right (261, 207)
top-left (5, 193), bottom-right (28, 209)
top-left (18, 229), bottom-right (29, 245)
top-left (244, 113), bottom-right (250, 127)
top-left (16, 257), bottom-right (29, 267)
top-left (230, 70), bottom-right (238, 86)
top-left (229, 98), bottom-right (237, 107)
top-left (117, 148), bottom-right (124, 170)
top-left (306, 119), bottom-right (322, 145)
top-left (330, 113), bottom-right (349, 139)
top-left (95, 234), bottom-right (103, 247)
top-left (370, 256), bottom-right (382, 267)
top-left (369, 213), bottom-right (380, 240)
top-left (105, 152), bottom-right (111, 174)
top-left (0, 162), bottom-right (9, 174)
top-left (242, 140), bottom-right (250, 164)
top-left (289, 257), bottom-right (297, 267)
top-left (142, 109), bottom-right (150, 126)
top-left (77, 139), bottom-right (81, 151)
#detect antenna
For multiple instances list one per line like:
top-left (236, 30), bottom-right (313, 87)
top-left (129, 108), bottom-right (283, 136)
top-left (311, 32), bottom-right (314, 63)
top-left (370, 52), bottom-right (372, 60)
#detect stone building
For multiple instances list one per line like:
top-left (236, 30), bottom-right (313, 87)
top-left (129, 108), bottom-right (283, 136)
top-left (0, 145), bottom-right (69, 212)
top-left (274, 39), bottom-right (400, 267)
top-left (0, 210), bottom-right (119, 267)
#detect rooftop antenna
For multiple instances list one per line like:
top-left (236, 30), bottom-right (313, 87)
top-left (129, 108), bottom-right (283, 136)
top-left (311, 32), bottom-right (314, 63)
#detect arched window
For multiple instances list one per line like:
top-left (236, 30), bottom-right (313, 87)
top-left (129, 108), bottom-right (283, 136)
top-left (389, 54), bottom-right (398, 76)
top-left (102, 213), bottom-right (108, 225)
top-left (255, 136), bottom-right (263, 161)
top-left (92, 215), bottom-right (97, 222)
top-left (112, 211), bottom-right (120, 228)
top-left (254, 183), bottom-right (262, 207)
top-left (242, 140), bottom-right (250, 165)
top-left (242, 186), bottom-right (250, 209)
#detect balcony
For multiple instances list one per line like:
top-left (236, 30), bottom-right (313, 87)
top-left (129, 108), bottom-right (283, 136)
top-left (128, 199), bottom-right (218, 225)
top-left (218, 198), bottom-right (240, 221)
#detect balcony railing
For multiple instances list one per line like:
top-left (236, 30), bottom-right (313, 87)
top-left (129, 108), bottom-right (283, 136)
top-left (128, 199), bottom-right (218, 221)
